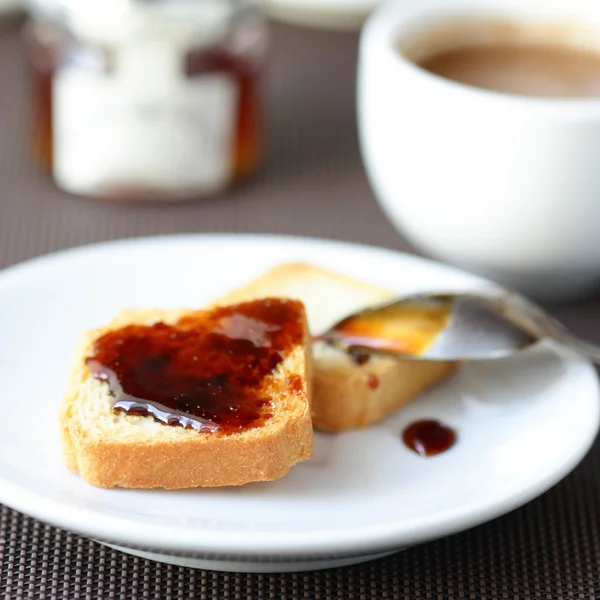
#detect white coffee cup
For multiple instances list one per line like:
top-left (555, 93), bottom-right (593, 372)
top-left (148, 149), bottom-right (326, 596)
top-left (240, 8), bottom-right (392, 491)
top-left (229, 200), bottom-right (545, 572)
top-left (358, 0), bottom-right (600, 301)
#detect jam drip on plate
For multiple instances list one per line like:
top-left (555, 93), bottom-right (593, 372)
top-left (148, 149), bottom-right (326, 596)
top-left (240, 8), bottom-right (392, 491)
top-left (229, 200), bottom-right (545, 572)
top-left (402, 419), bottom-right (457, 457)
top-left (86, 299), bottom-right (305, 434)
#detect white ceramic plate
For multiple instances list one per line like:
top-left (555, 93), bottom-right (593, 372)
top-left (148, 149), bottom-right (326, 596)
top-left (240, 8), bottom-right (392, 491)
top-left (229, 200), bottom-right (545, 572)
top-left (0, 234), bottom-right (598, 573)
top-left (265, 0), bottom-right (377, 31)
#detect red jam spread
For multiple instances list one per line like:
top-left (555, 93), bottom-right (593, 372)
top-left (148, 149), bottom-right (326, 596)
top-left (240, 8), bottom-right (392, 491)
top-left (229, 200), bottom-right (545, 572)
top-left (86, 299), bottom-right (306, 434)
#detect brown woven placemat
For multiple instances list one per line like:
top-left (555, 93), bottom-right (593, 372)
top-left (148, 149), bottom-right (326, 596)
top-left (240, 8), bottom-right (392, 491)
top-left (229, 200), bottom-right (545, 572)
top-left (2, 453), bottom-right (600, 599)
top-left (1, 17), bottom-right (600, 599)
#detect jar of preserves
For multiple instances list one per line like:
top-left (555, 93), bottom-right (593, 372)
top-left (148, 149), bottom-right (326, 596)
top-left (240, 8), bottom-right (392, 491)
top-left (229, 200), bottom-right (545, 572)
top-left (24, 0), bottom-right (268, 201)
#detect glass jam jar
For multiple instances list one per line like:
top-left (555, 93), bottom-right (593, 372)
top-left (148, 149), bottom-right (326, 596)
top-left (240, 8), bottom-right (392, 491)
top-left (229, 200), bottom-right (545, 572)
top-left (24, 0), bottom-right (268, 201)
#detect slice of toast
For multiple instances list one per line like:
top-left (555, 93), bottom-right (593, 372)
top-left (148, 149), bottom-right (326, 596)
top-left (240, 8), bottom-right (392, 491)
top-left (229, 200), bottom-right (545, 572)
top-left (60, 300), bottom-right (313, 489)
top-left (215, 263), bottom-right (456, 432)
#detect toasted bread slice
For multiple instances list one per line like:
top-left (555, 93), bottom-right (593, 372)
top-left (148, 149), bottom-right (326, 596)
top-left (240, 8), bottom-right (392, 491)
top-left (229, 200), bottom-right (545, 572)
top-left (60, 300), bottom-right (313, 489)
top-left (216, 263), bottom-right (456, 432)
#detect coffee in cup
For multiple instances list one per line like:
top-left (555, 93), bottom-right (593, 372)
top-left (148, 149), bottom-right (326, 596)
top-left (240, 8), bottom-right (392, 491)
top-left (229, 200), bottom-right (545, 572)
top-left (402, 21), bottom-right (600, 98)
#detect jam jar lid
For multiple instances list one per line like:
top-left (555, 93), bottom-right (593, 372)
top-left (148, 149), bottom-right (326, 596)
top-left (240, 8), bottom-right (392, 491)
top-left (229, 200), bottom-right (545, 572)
top-left (27, 0), bottom-right (241, 44)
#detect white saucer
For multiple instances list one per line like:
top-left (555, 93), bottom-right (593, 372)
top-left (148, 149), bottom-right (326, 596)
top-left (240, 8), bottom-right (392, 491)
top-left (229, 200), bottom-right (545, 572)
top-left (0, 234), bottom-right (597, 573)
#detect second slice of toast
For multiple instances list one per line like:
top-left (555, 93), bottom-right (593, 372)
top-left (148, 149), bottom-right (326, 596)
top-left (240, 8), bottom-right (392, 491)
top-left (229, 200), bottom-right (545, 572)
top-left (215, 263), bottom-right (456, 432)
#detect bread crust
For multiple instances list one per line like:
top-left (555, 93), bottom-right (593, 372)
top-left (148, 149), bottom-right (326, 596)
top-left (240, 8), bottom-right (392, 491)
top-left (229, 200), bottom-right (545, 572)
top-left (60, 306), bottom-right (313, 489)
top-left (215, 263), bottom-right (457, 432)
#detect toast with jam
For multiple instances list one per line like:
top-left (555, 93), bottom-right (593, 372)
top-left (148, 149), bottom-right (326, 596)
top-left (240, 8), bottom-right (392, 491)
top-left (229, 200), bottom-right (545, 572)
top-left (215, 263), bottom-right (456, 432)
top-left (60, 299), bottom-right (313, 489)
